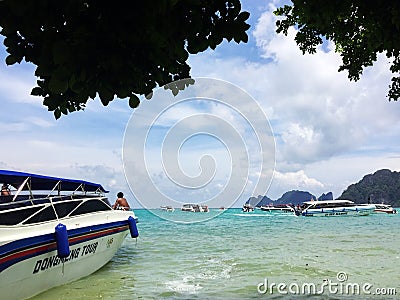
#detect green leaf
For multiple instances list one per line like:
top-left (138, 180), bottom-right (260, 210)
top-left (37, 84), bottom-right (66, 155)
top-left (145, 92), bottom-right (153, 100)
top-left (129, 95), bottom-right (140, 108)
top-left (5, 54), bottom-right (19, 65)
top-left (116, 87), bottom-right (131, 99)
top-left (69, 74), bottom-right (85, 93)
top-left (237, 11), bottom-right (250, 22)
top-left (98, 88), bottom-right (114, 106)
top-left (48, 76), bottom-right (68, 94)
top-left (31, 86), bottom-right (43, 96)
top-left (52, 41), bottom-right (69, 65)
top-left (3, 35), bottom-right (17, 47)
top-left (54, 109), bottom-right (61, 120)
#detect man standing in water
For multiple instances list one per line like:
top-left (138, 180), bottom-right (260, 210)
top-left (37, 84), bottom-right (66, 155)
top-left (112, 192), bottom-right (130, 210)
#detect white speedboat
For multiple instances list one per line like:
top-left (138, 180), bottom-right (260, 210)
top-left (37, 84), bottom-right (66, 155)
top-left (181, 204), bottom-right (195, 212)
top-left (160, 205), bottom-right (175, 212)
top-left (0, 170), bottom-right (139, 300)
top-left (242, 203), bottom-right (254, 212)
top-left (181, 204), bottom-right (209, 212)
top-left (260, 204), bottom-right (295, 214)
top-left (373, 203), bottom-right (397, 214)
top-left (199, 205), bottom-right (209, 212)
top-left (301, 199), bottom-right (375, 217)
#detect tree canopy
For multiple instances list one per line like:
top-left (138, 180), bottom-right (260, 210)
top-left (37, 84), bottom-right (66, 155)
top-left (274, 0), bottom-right (400, 101)
top-left (0, 0), bottom-right (250, 118)
top-left (3, 1), bottom-right (399, 119)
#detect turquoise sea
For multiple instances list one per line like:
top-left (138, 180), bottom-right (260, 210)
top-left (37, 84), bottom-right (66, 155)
top-left (32, 209), bottom-right (399, 299)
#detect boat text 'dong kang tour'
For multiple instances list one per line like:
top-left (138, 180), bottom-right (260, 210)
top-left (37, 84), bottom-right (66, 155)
top-left (0, 170), bottom-right (139, 300)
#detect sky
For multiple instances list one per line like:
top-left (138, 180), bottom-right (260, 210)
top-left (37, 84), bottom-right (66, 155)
top-left (1, 0), bottom-right (400, 209)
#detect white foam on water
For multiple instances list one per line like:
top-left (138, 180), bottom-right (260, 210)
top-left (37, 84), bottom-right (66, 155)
top-left (196, 262), bottom-right (236, 280)
top-left (165, 258), bottom-right (237, 295)
top-left (165, 275), bottom-right (203, 294)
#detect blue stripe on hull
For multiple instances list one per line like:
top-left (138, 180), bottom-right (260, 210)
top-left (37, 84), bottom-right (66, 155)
top-left (302, 208), bottom-right (373, 217)
top-left (0, 220), bottom-right (129, 273)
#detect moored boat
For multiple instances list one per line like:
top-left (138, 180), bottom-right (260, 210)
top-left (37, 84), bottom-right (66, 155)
top-left (242, 203), bottom-right (254, 212)
top-left (260, 204), bottom-right (296, 214)
top-left (181, 204), bottom-right (195, 212)
top-left (301, 199), bottom-right (375, 217)
top-left (160, 205), bottom-right (175, 212)
top-left (200, 205), bottom-right (209, 212)
top-left (181, 204), bottom-right (208, 212)
top-left (373, 203), bottom-right (397, 214)
top-left (0, 170), bottom-right (139, 300)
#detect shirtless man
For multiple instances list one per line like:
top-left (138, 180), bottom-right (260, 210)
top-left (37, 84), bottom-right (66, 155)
top-left (1, 184), bottom-right (11, 196)
top-left (112, 192), bottom-right (130, 210)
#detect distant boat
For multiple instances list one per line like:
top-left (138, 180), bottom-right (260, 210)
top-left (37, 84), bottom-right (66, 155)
top-left (181, 204), bottom-right (195, 212)
top-left (200, 205), bottom-right (209, 212)
top-left (0, 170), bottom-right (139, 300)
top-left (242, 203), bottom-right (254, 212)
top-left (373, 203), bottom-right (397, 214)
top-left (260, 204), bottom-right (295, 214)
top-left (160, 205), bottom-right (175, 212)
top-left (181, 204), bottom-right (209, 212)
top-left (301, 199), bottom-right (375, 217)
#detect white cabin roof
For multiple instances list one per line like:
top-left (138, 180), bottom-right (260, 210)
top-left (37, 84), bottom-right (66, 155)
top-left (302, 199), bottom-right (354, 205)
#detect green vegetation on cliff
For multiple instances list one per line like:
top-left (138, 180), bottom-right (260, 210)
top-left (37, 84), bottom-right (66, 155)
top-left (339, 169), bottom-right (400, 207)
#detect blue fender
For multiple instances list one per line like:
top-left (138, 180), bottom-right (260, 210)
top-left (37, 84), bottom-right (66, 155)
top-left (55, 223), bottom-right (70, 258)
top-left (128, 216), bottom-right (139, 238)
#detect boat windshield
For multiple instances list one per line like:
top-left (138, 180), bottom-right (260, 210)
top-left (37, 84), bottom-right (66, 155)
top-left (313, 202), bottom-right (355, 209)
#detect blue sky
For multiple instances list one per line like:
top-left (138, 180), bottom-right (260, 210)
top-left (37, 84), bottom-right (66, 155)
top-left (1, 0), bottom-right (400, 208)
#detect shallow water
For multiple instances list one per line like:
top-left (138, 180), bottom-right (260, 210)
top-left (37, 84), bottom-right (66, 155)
top-left (32, 209), bottom-right (400, 299)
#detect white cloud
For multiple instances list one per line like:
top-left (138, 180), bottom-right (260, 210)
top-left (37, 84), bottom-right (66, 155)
top-left (26, 117), bottom-right (55, 128)
top-left (0, 60), bottom-right (40, 105)
top-left (188, 4), bottom-right (400, 202)
top-left (268, 170), bottom-right (324, 199)
top-left (252, 1), bottom-right (287, 61)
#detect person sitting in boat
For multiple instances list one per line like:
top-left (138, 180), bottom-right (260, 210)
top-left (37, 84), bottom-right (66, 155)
top-left (1, 183), bottom-right (11, 196)
top-left (112, 192), bottom-right (130, 210)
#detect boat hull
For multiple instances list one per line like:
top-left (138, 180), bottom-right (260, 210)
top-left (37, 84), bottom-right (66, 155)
top-left (373, 205), bottom-right (397, 214)
top-left (0, 212), bottom-right (136, 300)
top-left (374, 209), bottom-right (397, 214)
top-left (260, 208), bottom-right (295, 214)
top-left (302, 206), bottom-right (375, 217)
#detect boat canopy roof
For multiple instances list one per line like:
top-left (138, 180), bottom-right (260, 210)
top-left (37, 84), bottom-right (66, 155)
top-left (302, 199), bottom-right (354, 205)
top-left (0, 170), bottom-right (108, 193)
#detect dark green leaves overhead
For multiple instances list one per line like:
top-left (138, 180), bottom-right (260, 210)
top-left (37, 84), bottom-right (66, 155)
top-left (275, 0), bottom-right (400, 101)
top-left (0, 0), bottom-right (250, 119)
top-left (129, 95), bottom-right (140, 109)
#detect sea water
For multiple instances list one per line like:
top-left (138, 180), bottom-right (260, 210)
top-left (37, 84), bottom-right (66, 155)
top-left (32, 209), bottom-right (400, 299)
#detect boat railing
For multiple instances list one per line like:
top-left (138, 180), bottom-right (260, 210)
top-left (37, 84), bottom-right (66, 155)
top-left (0, 193), bottom-right (112, 226)
top-left (1, 192), bottom-right (107, 206)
